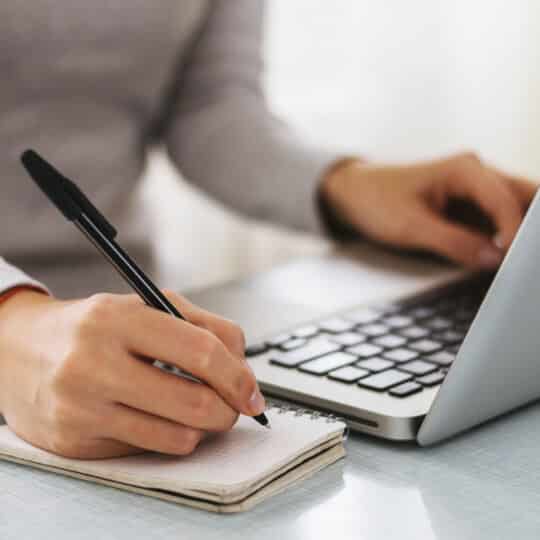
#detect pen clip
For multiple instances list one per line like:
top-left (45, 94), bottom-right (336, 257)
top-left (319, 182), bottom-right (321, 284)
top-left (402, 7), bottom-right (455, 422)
top-left (62, 177), bottom-right (117, 239)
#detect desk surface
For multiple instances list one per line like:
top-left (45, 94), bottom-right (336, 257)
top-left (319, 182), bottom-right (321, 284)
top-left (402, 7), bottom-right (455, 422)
top-left (2, 404), bottom-right (540, 540)
top-left (2, 249), bottom-right (538, 540)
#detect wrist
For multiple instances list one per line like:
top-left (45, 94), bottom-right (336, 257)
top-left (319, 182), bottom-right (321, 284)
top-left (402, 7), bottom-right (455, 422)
top-left (318, 157), bottom-right (364, 239)
top-left (0, 290), bottom-right (53, 415)
top-left (0, 289), bottom-right (53, 332)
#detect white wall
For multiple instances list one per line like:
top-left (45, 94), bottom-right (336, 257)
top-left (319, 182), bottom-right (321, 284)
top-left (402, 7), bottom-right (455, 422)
top-left (141, 1), bottom-right (540, 292)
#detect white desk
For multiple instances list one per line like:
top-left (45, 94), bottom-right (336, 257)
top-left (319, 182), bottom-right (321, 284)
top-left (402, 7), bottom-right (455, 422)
top-left (2, 249), bottom-right (537, 540)
top-left (2, 405), bottom-right (539, 540)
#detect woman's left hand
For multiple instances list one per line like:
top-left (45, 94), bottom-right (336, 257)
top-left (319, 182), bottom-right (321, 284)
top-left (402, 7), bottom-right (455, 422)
top-left (321, 152), bottom-right (538, 269)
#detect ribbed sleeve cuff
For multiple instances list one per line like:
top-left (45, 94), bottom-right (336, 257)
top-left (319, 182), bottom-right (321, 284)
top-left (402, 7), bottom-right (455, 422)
top-left (0, 258), bottom-right (51, 298)
top-left (273, 146), bottom-right (345, 237)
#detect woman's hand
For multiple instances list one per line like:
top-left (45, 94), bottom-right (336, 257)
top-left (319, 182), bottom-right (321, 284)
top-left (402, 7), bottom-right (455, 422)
top-left (0, 290), bottom-right (265, 459)
top-left (321, 152), bottom-right (538, 268)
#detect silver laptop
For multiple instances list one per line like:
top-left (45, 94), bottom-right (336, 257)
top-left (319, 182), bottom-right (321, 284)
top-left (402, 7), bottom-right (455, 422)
top-left (188, 192), bottom-right (540, 445)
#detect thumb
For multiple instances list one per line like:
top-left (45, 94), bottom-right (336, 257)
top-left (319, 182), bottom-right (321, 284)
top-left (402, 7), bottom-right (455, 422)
top-left (413, 207), bottom-right (504, 269)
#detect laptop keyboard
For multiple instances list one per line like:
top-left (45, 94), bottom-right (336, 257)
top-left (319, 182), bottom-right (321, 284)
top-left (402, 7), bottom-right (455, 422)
top-left (246, 274), bottom-right (492, 399)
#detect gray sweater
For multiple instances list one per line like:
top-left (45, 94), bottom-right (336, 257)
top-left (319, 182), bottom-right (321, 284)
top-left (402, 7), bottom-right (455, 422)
top-left (1, 0), bottom-right (337, 298)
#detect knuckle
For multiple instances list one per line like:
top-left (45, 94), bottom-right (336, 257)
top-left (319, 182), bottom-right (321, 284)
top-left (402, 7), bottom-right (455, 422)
top-left (222, 410), bottom-right (240, 432)
top-left (77, 293), bottom-right (118, 336)
top-left (197, 332), bottom-right (224, 371)
top-left (86, 293), bottom-right (117, 315)
top-left (209, 404), bottom-right (239, 433)
top-left (457, 151), bottom-right (481, 167)
top-left (392, 215), bottom-right (418, 246)
top-left (437, 228), bottom-right (465, 254)
top-left (226, 321), bottom-right (246, 350)
top-left (191, 387), bottom-right (218, 420)
top-left (234, 366), bottom-right (257, 401)
top-left (162, 289), bottom-right (180, 307)
top-left (174, 429), bottom-right (202, 456)
top-left (50, 352), bottom-right (80, 395)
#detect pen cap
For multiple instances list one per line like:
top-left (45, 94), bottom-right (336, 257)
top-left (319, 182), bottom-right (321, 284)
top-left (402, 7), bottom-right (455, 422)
top-left (20, 149), bottom-right (117, 239)
top-left (21, 150), bottom-right (81, 221)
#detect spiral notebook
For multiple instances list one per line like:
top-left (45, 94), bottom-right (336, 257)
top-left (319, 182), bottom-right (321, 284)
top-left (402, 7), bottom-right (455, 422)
top-left (0, 405), bottom-right (347, 513)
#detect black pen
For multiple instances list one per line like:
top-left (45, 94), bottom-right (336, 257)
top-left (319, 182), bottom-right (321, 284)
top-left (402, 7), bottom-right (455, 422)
top-left (20, 149), bottom-right (269, 429)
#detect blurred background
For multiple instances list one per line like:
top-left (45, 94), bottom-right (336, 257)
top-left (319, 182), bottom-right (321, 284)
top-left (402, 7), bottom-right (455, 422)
top-left (140, 0), bottom-right (540, 292)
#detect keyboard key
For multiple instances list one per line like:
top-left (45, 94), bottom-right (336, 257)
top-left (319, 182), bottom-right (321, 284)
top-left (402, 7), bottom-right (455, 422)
top-left (299, 352), bottom-right (357, 375)
top-left (371, 303), bottom-right (401, 315)
top-left (280, 338), bottom-right (308, 351)
top-left (328, 365), bottom-right (370, 383)
top-left (425, 351), bottom-right (455, 367)
top-left (409, 306), bottom-right (436, 320)
top-left (432, 329), bottom-right (466, 345)
top-left (434, 298), bottom-right (458, 312)
top-left (398, 360), bottom-right (438, 376)
top-left (329, 332), bottom-right (366, 347)
top-left (409, 339), bottom-right (444, 354)
top-left (270, 338), bottom-right (341, 367)
top-left (454, 322), bottom-right (472, 333)
top-left (347, 343), bottom-right (384, 358)
top-left (389, 381), bottom-right (423, 397)
top-left (245, 343), bottom-right (268, 357)
top-left (292, 325), bottom-right (319, 339)
top-left (425, 317), bottom-right (453, 331)
top-left (358, 370), bottom-right (413, 391)
top-left (416, 371), bottom-right (446, 387)
top-left (358, 323), bottom-right (389, 337)
top-left (383, 348), bottom-right (419, 363)
top-left (384, 315), bottom-right (413, 329)
top-left (399, 326), bottom-right (430, 340)
top-left (344, 308), bottom-right (380, 324)
top-left (448, 345), bottom-right (460, 354)
top-left (318, 317), bottom-right (356, 334)
top-left (267, 334), bottom-right (291, 347)
top-left (372, 334), bottom-right (408, 349)
top-left (356, 357), bottom-right (395, 372)
top-left (455, 308), bottom-right (475, 322)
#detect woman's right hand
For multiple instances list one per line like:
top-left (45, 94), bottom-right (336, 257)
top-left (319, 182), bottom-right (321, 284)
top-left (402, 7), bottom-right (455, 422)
top-left (0, 290), bottom-right (265, 459)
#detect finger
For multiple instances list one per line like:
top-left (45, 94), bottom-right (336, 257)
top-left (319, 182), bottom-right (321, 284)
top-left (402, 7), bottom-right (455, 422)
top-left (69, 440), bottom-right (143, 459)
top-left (163, 290), bottom-right (246, 358)
top-left (412, 207), bottom-right (504, 269)
top-left (445, 158), bottom-right (523, 249)
top-left (105, 403), bottom-right (205, 455)
top-left (110, 352), bottom-right (240, 431)
top-left (495, 170), bottom-right (539, 211)
top-left (114, 303), bottom-right (263, 416)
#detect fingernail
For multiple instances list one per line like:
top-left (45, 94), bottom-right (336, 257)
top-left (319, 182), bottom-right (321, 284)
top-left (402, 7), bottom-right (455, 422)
top-left (245, 361), bottom-right (255, 376)
top-left (478, 246), bottom-right (503, 269)
top-left (249, 389), bottom-right (266, 415)
top-left (493, 234), bottom-right (505, 250)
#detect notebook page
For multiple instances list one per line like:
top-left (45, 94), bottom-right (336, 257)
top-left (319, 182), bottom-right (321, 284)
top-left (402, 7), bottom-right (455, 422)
top-left (0, 409), bottom-right (345, 498)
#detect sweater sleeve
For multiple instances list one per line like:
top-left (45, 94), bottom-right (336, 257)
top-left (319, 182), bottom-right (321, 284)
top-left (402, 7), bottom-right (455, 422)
top-left (0, 258), bottom-right (50, 297)
top-left (163, 0), bottom-right (341, 235)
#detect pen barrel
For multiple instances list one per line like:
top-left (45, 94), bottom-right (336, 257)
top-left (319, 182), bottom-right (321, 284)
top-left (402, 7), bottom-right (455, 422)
top-left (76, 214), bottom-right (183, 319)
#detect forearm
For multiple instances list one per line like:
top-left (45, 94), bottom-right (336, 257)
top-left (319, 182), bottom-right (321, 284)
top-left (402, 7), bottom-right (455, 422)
top-left (0, 258), bottom-right (50, 416)
top-left (167, 96), bottom-right (340, 235)
top-left (0, 290), bottom-right (52, 417)
top-left (164, 0), bottom-right (342, 235)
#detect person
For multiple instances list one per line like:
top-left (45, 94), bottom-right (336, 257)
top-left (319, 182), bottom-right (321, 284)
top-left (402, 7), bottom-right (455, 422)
top-left (0, 1), bottom-right (536, 459)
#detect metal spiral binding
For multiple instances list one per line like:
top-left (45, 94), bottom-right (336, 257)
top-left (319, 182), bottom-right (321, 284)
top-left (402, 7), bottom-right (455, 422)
top-left (266, 399), bottom-right (350, 440)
